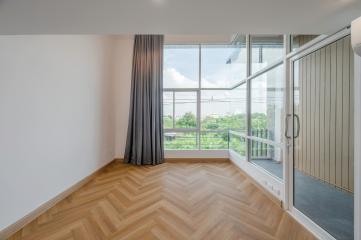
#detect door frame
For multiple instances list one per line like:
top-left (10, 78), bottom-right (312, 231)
top-left (285, 28), bottom-right (351, 240)
top-left (354, 51), bottom-right (361, 240)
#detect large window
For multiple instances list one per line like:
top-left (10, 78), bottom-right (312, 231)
top-left (163, 42), bottom-right (247, 150)
top-left (163, 41), bottom-right (285, 179)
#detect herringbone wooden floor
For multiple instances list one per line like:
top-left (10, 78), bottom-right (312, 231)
top-left (8, 161), bottom-right (316, 240)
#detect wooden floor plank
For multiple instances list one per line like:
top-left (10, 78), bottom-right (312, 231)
top-left (8, 161), bottom-right (315, 240)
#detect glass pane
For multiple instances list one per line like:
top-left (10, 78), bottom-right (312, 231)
top-left (229, 133), bottom-right (247, 159)
top-left (250, 140), bottom-right (283, 179)
top-left (163, 45), bottom-right (199, 88)
top-left (163, 92), bottom-right (173, 129)
top-left (164, 132), bottom-right (197, 150)
top-left (200, 131), bottom-right (228, 149)
top-left (201, 42), bottom-right (247, 88)
top-left (293, 36), bottom-right (354, 240)
top-left (201, 85), bottom-right (247, 132)
top-left (251, 64), bottom-right (284, 143)
top-left (232, 85), bottom-right (247, 133)
top-left (291, 35), bottom-right (319, 51)
top-left (175, 92), bottom-right (197, 129)
top-left (251, 35), bottom-right (283, 74)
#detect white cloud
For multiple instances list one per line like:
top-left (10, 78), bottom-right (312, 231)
top-left (163, 68), bottom-right (197, 88)
top-left (201, 63), bottom-right (247, 88)
top-left (163, 67), bottom-right (221, 88)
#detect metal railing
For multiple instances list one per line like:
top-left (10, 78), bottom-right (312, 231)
top-left (164, 130), bottom-right (229, 150)
top-left (165, 128), bottom-right (275, 158)
top-left (228, 129), bottom-right (274, 159)
top-left (251, 129), bottom-right (273, 159)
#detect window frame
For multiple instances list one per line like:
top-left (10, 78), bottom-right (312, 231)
top-left (163, 41), bottom-right (286, 151)
top-left (163, 44), bottom-right (243, 150)
top-left (163, 89), bottom-right (199, 132)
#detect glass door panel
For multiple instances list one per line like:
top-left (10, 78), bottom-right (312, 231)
top-left (293, 35), bottom-right (354, 240)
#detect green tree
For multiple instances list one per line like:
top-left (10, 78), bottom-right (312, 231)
top-left (201, 116), bottom-right (219, 130)
top-left (164, 112), bottom-right (268, 150)
top-left (201, 113), bottom-right (247, 131)
top-left (175, 112), bottom-right (196, 128)
top-left (163, 115), bottom-right (173, 128)
top-left (251, 113), bottom-right (267, 129)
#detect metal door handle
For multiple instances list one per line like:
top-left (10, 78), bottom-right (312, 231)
top-left (285, 114), bottom-right (292, 139)
top-left (285, 114), bottom-right (300, 139)
top-left (294, 114), bottom-right (300, 138)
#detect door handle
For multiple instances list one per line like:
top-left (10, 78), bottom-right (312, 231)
top-left (285, 114), bottom-right (300, 139)
top-left (285, 114), bottom-right (292, 139)
top-left (294, 114), bottom-right (300, 138)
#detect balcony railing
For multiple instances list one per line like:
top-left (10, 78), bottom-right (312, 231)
top-left (251, 129), bottom-right (273, 159)
top-left (165, 128), bottom-right (274, 159)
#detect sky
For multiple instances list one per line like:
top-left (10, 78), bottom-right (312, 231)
top-left (163, 45), bottom-right (284, 118)
top-left (163, 45), bottom-right (247, 88)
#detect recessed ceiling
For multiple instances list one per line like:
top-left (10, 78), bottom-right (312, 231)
top-left (0, 0), bottom-right (360, 34)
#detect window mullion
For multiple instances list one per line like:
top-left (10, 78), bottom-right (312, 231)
top-left (172, 91), bottom-right (175, 129)
top-left (197, 44), bottom-right (202, 150)
top-left (246, 34), bottom-right (252, 162)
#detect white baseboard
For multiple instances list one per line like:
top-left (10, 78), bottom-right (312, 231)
top-left (229, 150), bottom-right (284, 203)
top-left (288, 207), bottom-right (336, 240)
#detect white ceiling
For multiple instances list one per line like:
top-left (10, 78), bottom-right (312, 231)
top-left (0, 0), bottom-right (360, 35)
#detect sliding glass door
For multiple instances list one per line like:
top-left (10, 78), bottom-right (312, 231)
top-left (292, 35), bottom-right (354, 240)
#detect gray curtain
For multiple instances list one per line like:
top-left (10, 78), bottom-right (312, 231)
top-left (124, 35), bottom-right (164, 165)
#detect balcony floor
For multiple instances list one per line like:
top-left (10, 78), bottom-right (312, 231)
top-left (251, 159), bottom-right (354, 240)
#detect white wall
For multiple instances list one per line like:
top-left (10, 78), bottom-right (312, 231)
top-left (113, 35), bottom-right (134, 158)
top-left (0, 35), bottom-right (117, 231)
